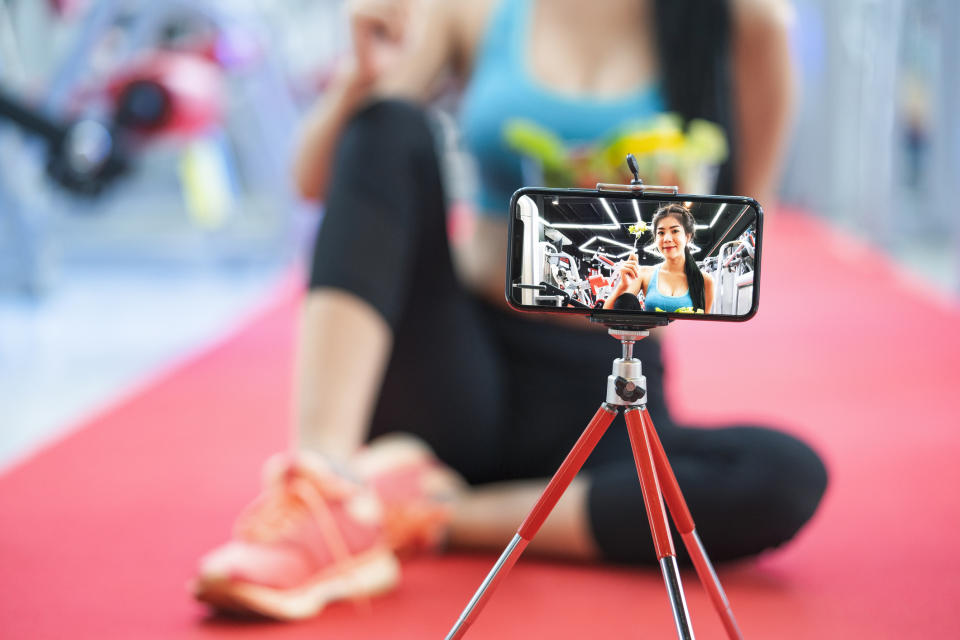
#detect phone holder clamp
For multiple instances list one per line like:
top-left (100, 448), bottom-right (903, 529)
top-left (596, 153), bottom-right (679, 195)
top-left (589, 313), bottom-right (671, 332)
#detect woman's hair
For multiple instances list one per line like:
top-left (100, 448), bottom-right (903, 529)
top-left (651, 204), bottom-right (706, 311)
top-left (653, 0), bottom-right (735, 194)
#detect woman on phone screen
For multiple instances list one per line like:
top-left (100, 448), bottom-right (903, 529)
top-left (605, 204), bottom-right (715, 313)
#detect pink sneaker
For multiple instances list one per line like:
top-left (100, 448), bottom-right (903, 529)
top-left (352, 434), bottom-right (466, 555)
top-left (192, 452), bottom-right (400, 620)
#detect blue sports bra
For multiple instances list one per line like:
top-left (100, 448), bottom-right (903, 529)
top-left (643, 265), bottom-right (695, 312)
top-left (459, 0), bottom-right (666, 215)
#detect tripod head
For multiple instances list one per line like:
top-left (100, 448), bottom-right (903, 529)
top-left (584, 300), bottom-right (673, 406)
top-left (604, 325), bottom-right (658, 407)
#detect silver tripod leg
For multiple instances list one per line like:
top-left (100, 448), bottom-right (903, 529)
top-left (660, 556), bottom-right (695, 640)
top-left (682, 530), bottom-right (743, 639)
top-left (445, 534), bottom-right (529, 640)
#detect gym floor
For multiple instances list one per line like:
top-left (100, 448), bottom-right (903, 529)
top-left (0, 260), bottom-right (290, 469)
top-left (2, 209), bottom-right (958, 638)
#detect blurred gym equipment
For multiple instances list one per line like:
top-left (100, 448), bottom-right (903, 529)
top-left (0, 0), bottom-right (337, 295)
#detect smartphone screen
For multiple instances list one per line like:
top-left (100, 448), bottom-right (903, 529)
top-left (507, 188), bottom-right (762, 321)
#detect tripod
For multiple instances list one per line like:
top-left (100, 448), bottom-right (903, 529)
top-left (445, 326), bottom-right (743, 640)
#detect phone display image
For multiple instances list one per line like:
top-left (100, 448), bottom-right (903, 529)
top-left (509, 191), bottom-right (760, 319)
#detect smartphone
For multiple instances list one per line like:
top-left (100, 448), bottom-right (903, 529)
top-left (506, 187), bottom-right (762, 323)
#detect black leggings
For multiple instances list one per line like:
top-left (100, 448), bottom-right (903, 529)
top-left (309, 99), bottom-right (827, 564)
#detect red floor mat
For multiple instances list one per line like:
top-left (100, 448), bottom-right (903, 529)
top-left (2, 211), bottom-right (959, 639)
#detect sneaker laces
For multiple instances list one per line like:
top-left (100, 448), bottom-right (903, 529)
top-left (236, 458), bottom-right (358, 571)
top-left (234, 457), bottom-right (376, 611)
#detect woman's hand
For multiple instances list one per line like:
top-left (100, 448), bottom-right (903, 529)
top-left (294, 0), bottom-right (453, 201)
top-left (616, 254), bottom-right (641, 293)
top-left (603, 254), bottom-right (642, 310)
top-left (344, 0), bottom-right (416, 101)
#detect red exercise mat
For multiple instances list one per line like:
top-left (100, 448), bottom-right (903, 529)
top-left (1, 210), bottom-right (958, 639)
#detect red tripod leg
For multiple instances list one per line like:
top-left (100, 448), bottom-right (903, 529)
top-left (641, 409), bottom-right (744, 640)
top-left (445, 404), bottom-right (617, 640)
top-left (624, 407), bottom-right (695, 640)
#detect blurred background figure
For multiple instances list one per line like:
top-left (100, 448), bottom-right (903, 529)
top-left (1, 0), bottom-right (957, 469)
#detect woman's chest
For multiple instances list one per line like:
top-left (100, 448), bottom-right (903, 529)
top-left (455, 0), bottom-right (654, 91)
top-left (655, 270), bottom-right (689, 297)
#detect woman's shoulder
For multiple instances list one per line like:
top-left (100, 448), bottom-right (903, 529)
top-left (374, 0), bottom-right (498, 100)
top-left (447, 0), bottom-right (501, 70)
top-left (731, 0), bottom-right (794, 34)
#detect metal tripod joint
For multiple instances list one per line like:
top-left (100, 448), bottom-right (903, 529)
top-left (607, 329), bottom-right (649, 407)
top-left (607, 327), bottom-right (650, 362)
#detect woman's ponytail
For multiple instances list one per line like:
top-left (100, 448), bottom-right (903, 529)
top-left (652, 203), bottom-right (706, 311)
top-left (683, 245), bottom-right (706, 311)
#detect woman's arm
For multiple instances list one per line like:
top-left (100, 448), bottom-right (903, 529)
top-left (293, 0), bottom-right (459, 201)
top-left (703, 271), bottom-right (715, 313)
top-left (602, 260), bottom-right (649, 310)
top-left (730, 0), bottom-right (795, 205)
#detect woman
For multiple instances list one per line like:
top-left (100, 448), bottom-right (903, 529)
top-left (193, 0), bottom-right (826, 621)
top-left (604, 204), bottom-right (715, 313)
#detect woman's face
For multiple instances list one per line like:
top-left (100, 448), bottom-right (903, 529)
top-left (655, 215), bottom-right (689, 259)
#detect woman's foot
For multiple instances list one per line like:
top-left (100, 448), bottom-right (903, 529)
top-left (353, 433), bottom-right (467, 554)
top-left (192, 452), bottom-right (399, 620)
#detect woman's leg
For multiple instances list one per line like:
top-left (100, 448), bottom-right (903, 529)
top-left (448, 476), bottom-right (599, 559)
top-left (441, 308), bottom-right (670, 561)
top-left (586, 424), bottom-right (828, 564)
top-left (440, 307), bottom-right (827, 564)
top-left (294, 290), bottom-right (392, 460)
top-left (301, 99), bottom-right (602, 558)
top-left (445, 424), bottom-right (828, 564)
top-left (301, 98), bottom-right (503, 466)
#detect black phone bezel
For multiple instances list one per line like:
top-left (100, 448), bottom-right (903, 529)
top-left (505, 186), bottom-right (764, 324)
